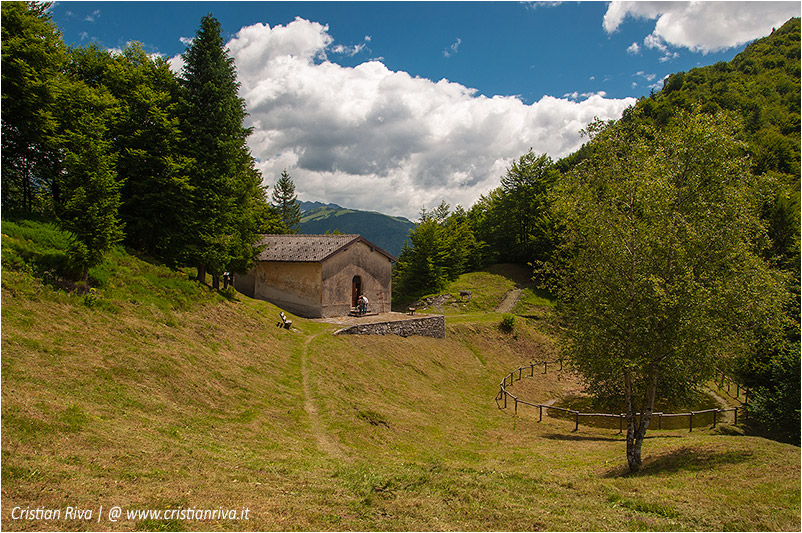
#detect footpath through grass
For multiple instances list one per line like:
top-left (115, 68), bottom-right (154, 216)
top-left (1, 220), bottom-right (799, 531)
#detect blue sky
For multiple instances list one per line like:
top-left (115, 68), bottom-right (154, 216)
top-left (49, 1), bottom-right (801, 218)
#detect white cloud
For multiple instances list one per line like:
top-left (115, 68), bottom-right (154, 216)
top-left (523, 1), bottom-right (565, 9)
top-left (643, 32), bottom-right (667, 52)
top-left (219, 18), bottom-right (636, 219)
top-left (652, 74), bottom-right (669, 91)
top-left (444, 38), bottom-right (462, 58)
top-left (626, 41), bottom-right (640, 54)
top-left (658, 51), bottom-right (679, 63)
top-left (331, 43), bottom-right (366, 56)
top-left (644, 32), bottom-right (680, 62)
top-left (167, 54), bottom-right (184, 74)
top-left (633, 70), bottom-right (663, 91)
top-left (563, 90), bottom-right (608, 101)
top-left (604, 1), bottom-right (800, 53)
top-left (84, 9), bottom-right (100, 23)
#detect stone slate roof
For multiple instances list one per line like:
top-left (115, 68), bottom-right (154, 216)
top-left (255, 234), bottom-right (396, 263)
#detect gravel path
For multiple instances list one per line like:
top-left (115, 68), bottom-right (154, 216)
top-left (496, 288), bottom-right (523, 313)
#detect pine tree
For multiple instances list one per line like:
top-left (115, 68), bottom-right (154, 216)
top-left (271, 170), bottom-right (301, 233)
top-left (179, 13), bottom-right (264, 286)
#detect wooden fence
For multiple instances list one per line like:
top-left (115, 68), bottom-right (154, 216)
top-left (496, 362), bottom-right (749, 433)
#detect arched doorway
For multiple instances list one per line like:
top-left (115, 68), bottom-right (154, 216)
top-left (351, 275), bottom-right (362, 307)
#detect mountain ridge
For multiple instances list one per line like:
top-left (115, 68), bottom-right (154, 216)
top-left (298, 201), bottom-right (415, 257)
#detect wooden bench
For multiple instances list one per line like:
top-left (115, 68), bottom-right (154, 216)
top-left (278, 312), bottom-right (292, 329)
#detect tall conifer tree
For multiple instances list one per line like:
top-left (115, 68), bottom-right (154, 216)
top-left (179, 13), bottom-right (264, 285)
top-left (271, 170), bottom-right (301, 233)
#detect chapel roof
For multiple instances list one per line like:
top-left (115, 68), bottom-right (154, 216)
top-left (255, 234), bottom-right (396, 263)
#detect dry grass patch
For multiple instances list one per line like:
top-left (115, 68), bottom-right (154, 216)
top-left (2, 237), bottom-right (799, 531)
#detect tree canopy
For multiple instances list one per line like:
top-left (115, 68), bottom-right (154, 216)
top-left (550, 109), bottom-right (790, 472)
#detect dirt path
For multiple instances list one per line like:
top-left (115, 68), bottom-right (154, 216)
top-left (300, 334), bottom-right (347, 460)
top-left (496, 288), bottom-right (523, 313)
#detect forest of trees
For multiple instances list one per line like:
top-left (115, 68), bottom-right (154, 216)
top-left (1, 2), bottom-right (292, 287)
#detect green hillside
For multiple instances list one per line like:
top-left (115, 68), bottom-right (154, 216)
top-left (299, 203), bottom-right (414, 257)
top-left (2, 221), bottom-right (799, 531)
top-left (560, 17), bottom-right (800, 191)
top-left (643, 17), bottom-right (800, 181)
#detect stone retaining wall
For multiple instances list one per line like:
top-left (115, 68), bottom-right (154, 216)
top-left (334, 315), bottom-right (445, 338)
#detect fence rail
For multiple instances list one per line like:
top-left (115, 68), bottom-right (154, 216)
top-left (496, 362), bottom-right (748, 433)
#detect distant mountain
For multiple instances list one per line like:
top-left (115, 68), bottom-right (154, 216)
top-left (298, 202), bottom-right (415, 258)
top-left (299, 201), bottom-right (341, 211)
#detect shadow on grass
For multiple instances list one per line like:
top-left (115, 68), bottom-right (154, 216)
top-left (602, 446), bottom-right (755, 478)
top-left (541, 432), bottom-right (624, 443)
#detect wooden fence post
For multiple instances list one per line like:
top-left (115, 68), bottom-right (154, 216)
top-left (539, 405), bottom-right (543, 422)
top-left (531, 364), bottom-right (534, 377)
top-left (713, 409), bottom-right (717, 428)
top-left (689, 412), bottom-right (694, 432)
top-left (544, 361), bottom-right (548, 374)
top-left (574, 411), bottom-right (579, 432)
top-left (514, 398), bottom-right (518, 414)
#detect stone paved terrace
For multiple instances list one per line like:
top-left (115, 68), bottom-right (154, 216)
top-left (312, 311), bottom-right (433, 326)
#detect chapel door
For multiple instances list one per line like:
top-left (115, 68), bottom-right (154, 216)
top-left (351, 276), bottom-right (362, 307)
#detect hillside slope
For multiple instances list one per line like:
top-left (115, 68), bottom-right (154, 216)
top-left (299, 202), bottom-right (414, 257)
top-left (559, 17), bottom-right (800, 182)
top-left (1, 223), bottom-right (799, 531)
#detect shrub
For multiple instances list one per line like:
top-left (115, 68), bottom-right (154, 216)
top-left (500, 313), bottom-right (515, 332)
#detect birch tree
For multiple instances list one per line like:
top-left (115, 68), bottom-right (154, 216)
top-left (551, 109), bottom-right (788, 472)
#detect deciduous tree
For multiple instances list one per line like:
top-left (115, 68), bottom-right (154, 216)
top-left (105, 42), bottom-right (194, 265)
top-left (550, 109), bottom-right (789, 472)
top-left (1, 1), bottom-right (65, 215)
top-left (51, 73), bottom-right (122, 285)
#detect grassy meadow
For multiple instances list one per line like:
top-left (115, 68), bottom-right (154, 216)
top-left (1, 220), bottom-right (799, 531)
